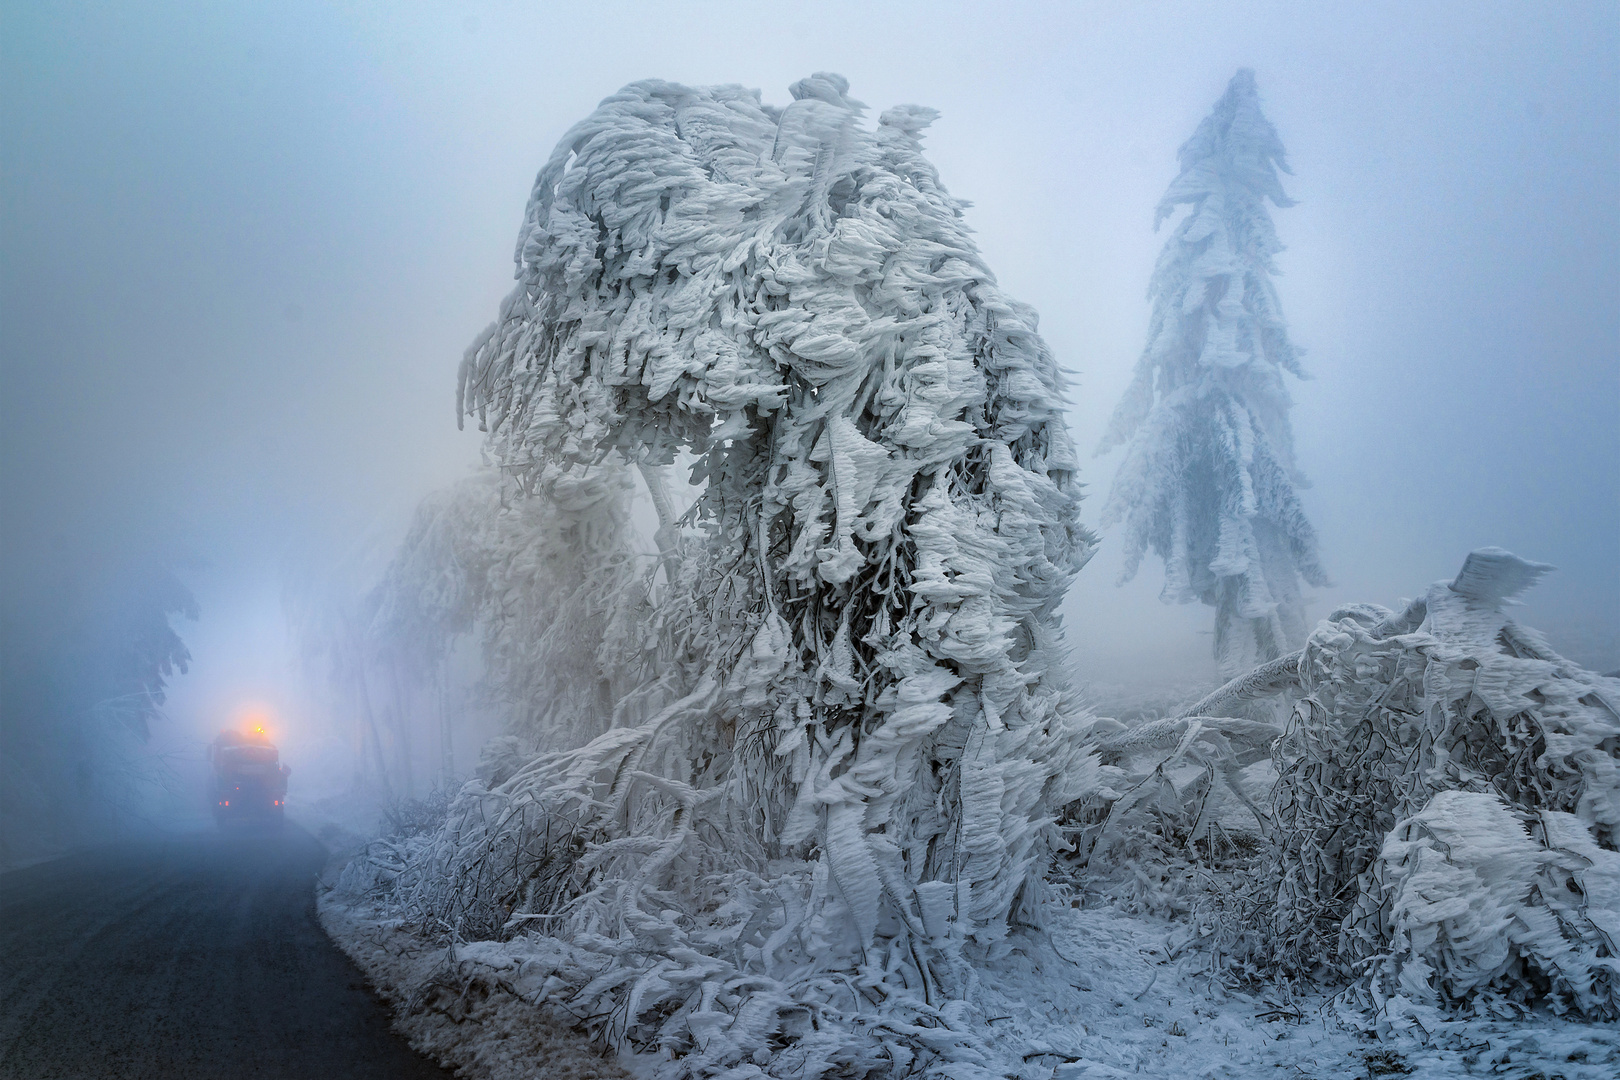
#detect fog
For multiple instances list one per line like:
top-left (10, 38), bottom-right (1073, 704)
top-left (3, 0), bottom-right (1616, 850)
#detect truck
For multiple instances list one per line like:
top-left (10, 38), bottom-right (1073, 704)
top-left (210, 728), bottom-right (290, 827)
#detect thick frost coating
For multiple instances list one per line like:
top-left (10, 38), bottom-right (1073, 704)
top-left (1098, 69), bottom-right (1326, 676)
top-left (412, 75), bottom-right (1101, 1075)
top-left (457, 73), bottom-right (1094, 937)
top-left (1375, 790), bottom-right (1620, 1020)
top-left (1255, 549), bottom-right (1620, 1019)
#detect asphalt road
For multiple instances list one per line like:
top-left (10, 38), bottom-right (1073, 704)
top-left (0, 825), bottom-right (453, 1080)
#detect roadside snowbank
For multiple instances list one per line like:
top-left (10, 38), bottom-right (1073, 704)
top-left (319, 877), bottom-right (1619, 1080)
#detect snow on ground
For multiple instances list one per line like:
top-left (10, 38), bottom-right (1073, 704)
top-left (975, 895), bottom-right (1620, 1079)
top-left (317, 863), bottom-right (1620, 1080)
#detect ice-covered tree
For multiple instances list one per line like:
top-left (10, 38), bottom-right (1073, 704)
top-left (455, 71), bottom-right (1098, 941)
top-left (1098, 69), bottom-right (1326, 676)
top-left (346, 74), bottom-right (1108, 1074)
top-left (285, 461), bottom-right (649, 797)
top-left (1204, 549), bottom-right (1620, 1021)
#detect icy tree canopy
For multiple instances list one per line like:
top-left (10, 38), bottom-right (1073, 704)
top-left (1099, 69), bottom-right (1326, 676)
top-left (402, 74), bottom-right (1105, 1073)
top-left (365, 464), bottom-right (645, 752)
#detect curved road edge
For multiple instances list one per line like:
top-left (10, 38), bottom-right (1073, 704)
top-left (312, 828), bottom-right (629, 1080)
top-left (0, 825), bottom-right (455, 1080)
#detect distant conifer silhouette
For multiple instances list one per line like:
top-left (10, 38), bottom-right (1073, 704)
top-left (1099, 69), bottom-right (1327, 676)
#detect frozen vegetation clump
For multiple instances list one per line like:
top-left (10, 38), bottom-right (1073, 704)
top-left (341, 73), bottom-right (1111, 1077)
top-left (1097, 69), bottom-right (1327, 677)
top-left (1184, 549), bottom-right (1620, 1023)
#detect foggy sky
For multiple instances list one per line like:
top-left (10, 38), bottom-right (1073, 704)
top-left (3, 0), bottom-right (1616, 738)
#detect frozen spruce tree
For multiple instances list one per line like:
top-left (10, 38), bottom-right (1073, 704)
top-left (1098, 69), bottom-right (1327, 676)
top-left (346, 75), bottom-right (1108, 1075)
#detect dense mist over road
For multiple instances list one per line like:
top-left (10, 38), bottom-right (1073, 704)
top-left (2, 0), bottom-right (1615, 850)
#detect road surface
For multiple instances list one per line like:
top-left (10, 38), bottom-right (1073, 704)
top-left (0, 825), bottom-right (452, 1080)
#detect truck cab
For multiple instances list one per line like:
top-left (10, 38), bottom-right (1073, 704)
top-left (210, 728), bottom-right (290, 827)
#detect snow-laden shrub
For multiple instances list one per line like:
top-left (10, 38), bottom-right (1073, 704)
top-left (345, 73), bottom-right (1108, 1077)
top-left (1368, 790), bottom-right (1620, 1019)
top-left (1255, 549), bottom-right (1620, 1018)
top-left (382, 786), bottom-right (456, 841)
top-left (347, 705), bottom-right (1022, 1077)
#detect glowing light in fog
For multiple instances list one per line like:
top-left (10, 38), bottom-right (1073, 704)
top-left (231, 701), bottom-right (279, 742)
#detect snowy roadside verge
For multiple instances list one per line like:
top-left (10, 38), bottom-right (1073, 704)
top-left (315, 863), bottom-right (1620, 1080)
top-left (312, 830), bottom-right (630, 1080)
top-left (317, 895), bottom-right (630, 1080)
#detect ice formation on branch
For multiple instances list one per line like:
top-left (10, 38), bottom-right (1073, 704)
top-left (348, 74), bottom-right (1103, 1075)
top-left (1246, 549), bottom-right (1620, 1019)
top-left (1376, 790), bottom-right (1620, 1019)
top-left (1098, 69), bottom-right (1326, 677)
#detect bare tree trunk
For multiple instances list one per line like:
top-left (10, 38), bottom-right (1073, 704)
top-left (390, 666), bottom-right (414, 799)
top-left (346, 620), bottom-right (393, 799)
top-left (636, 461), bottom-right (680, 584)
